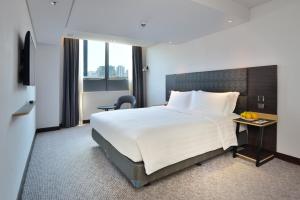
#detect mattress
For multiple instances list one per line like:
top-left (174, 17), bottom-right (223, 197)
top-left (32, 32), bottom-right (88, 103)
top-left (90, 106), bottom-right (242, 175)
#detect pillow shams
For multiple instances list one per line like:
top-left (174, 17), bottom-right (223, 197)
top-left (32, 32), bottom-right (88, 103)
top-left (167, 91), bottom-right (193, 110)
top-left (226, 92), bottom-right (240, 114)
top-left (189, 91), bottom-right (230, 115)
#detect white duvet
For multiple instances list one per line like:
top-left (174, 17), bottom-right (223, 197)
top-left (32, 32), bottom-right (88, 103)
top-left (90, 106), bottom-right (239, 175)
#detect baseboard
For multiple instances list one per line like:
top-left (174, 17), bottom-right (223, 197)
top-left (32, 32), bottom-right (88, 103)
top-left (36, 126), bottom-right (60, 133)
top-left (275, 152), bottom-right (300, 165)
top-left (17, 133), bottom-right (37, 200)
top-left (82, 119), bottom-right (90, 124)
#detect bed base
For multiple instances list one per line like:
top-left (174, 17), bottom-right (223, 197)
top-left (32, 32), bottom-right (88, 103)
top-left (92, 128), bottom-right (228, 188)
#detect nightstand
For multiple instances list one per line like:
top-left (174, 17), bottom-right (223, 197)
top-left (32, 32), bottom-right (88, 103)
top-left (233, 113), bottom-right (278, 167)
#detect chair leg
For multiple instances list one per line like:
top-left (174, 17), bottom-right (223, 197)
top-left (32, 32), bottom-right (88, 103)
top-left (144, 182), bottom-right (151, 187)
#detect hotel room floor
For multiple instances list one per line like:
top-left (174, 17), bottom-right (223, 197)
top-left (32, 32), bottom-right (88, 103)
top-left (22, 125), bottom-right (300, 200)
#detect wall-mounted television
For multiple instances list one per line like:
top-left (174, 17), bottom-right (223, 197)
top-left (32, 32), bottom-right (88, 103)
top-left (22, 31), bottom-right (35, 86)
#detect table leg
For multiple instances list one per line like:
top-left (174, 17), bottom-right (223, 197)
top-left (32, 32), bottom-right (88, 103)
top-left (256, 127), bottom-right (264, 167)
top-left (233, 123), bottom-right (240, 158)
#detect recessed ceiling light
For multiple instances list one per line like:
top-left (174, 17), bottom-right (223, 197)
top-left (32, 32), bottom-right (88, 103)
top-left (139, 20), bottom-right (148, 29)
top-left (50, 1), bottom-right (57, 6)
top-left (140, 22), bottom-right (147, 28)
top-left (227, 19), bottom-right (233, 23)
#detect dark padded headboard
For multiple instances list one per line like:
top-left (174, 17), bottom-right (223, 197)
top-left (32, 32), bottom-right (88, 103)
top-left (166, 65), bottom-right (277, 115)
top-left (166, 68), bottom-right (248, 114)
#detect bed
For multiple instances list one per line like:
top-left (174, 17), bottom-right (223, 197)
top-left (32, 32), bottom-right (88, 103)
top-left (91, 105), bottom-right (246, 188)
top-left (90, 68), bottom-right (254, 188)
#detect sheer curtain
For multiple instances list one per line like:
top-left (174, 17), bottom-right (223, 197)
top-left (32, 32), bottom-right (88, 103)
top-left (78, 40), bottom-right (84, 124)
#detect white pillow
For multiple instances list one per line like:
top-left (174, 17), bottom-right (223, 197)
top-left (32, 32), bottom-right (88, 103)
top-left (189, 91), bottom-right (232, 115)
top-left (225, 92), bottom-right (240, 114)
top-left (167, 91), bottom-right (193, 110)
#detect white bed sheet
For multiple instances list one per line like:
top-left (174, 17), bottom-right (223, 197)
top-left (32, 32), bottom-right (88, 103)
top-left (90, 106), bottom-right (241, 175)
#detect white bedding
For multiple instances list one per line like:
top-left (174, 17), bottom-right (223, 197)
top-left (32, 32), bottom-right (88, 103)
top-left (90, 106), bottom-right (241, 175)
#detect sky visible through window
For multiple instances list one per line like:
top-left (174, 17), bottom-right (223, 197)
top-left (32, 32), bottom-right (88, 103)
top-left (87, 40), bottom-right (105, 72)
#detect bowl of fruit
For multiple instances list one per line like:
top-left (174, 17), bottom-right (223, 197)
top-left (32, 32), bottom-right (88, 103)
top-left (240, 112), bottom-right (258, 121)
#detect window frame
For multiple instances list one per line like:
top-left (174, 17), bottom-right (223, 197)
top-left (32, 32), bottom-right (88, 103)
top-left (82, 40), bottom-right (129, 91)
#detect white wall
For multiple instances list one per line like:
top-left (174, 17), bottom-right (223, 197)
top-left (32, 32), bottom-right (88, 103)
top-left (146, 0), bottom-right (300, 158)
top-left (82, 91), bottom-right (129, 120)
top-left (35, 44), bottom-right (61, 128)
top-left (0, 0), bottom-right (36, 200)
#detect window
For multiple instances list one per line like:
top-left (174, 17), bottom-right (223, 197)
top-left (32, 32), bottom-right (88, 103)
top-left (109, 43), bottom-right (131, 80)
top-left (81, 39), bottom-right (132, 91)
top-left (85, 40), bottom-right (105, 79)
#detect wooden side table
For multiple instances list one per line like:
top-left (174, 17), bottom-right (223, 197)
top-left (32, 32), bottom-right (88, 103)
top-left (233, 113), bottom-right (278, 167)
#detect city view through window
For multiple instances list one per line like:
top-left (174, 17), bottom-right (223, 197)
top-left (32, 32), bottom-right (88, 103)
top-left (84, 40), bottom-right (132, 80)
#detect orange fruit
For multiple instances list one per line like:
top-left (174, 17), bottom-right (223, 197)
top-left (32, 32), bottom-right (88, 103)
top-left (251, 113), bottom-right (258, 119)
top-left (245, 113), bottom-right (252, 119)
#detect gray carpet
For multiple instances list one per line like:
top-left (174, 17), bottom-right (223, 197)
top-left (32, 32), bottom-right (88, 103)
top-left (22, 125), bottom-right (300, 200)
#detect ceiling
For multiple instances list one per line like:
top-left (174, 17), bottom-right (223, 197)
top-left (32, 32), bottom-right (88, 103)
top-left (27, 0), bottom-right (272, 46)
top-left (233, 0), bottom-right (271, 8)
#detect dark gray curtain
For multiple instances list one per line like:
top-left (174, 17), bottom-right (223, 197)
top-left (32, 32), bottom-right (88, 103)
top-left (132, 46), bottom-right (144, 108)
top-left (62, 38), bottom-right (79, 128)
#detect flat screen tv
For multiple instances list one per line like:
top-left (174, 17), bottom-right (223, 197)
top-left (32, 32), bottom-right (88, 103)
top-left (22, 31), bottom-right (35, 86)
